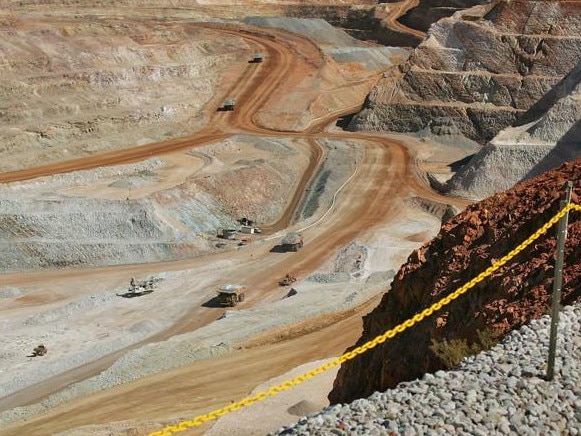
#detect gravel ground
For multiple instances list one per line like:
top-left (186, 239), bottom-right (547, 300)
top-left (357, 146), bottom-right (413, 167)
top-left (274, 303), bottom-right (581, 435)
top-left (0, 132), bottom-right (435, 429)
top-left (0, 278), bottom-right (389, 428)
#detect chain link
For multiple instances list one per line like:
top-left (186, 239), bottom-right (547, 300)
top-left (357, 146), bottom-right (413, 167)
top-left (148, 203), bottom-right (574, 436)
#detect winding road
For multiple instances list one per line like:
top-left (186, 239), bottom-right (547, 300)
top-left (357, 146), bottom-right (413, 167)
top-left (1, 21), bottom-right (469, 436)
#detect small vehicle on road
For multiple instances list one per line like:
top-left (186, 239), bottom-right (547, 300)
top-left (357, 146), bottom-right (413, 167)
top-left (251, 53), bottom-right (264, 63)
top-left (279, 273), bottom-right (297, 286)
top-left (216, 284), bottom-right (246, 307)
top-left (222, 98), bottom-right (236, 111)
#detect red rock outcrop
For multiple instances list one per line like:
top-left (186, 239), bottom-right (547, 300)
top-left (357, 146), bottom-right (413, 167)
top-left (329, 160), bottom-right (581, 404)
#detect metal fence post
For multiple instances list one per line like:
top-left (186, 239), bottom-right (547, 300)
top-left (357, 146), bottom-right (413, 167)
top-left (546, 181), bottom-right (573, 381)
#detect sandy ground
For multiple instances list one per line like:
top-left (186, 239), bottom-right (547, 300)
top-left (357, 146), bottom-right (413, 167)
top-left (197, 359), bottom-right (340, 436)
top-left (0, 12), bottom-right (475, 436)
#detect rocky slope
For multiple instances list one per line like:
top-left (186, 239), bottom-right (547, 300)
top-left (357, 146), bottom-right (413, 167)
top-left (282, 0), bottom-right (497, 47)
top-left (0, 136), bottom-right (310, 272)
top-left (446, 59), bottom-right (581, 199)
top-left (279, 304), bottom-right (581, 434)
top-left (399, 0), bottom-right (491, 33)
top-left (329, 159), bottom-right (581, 404)
top-left (349, 0), bottom-right (581, 145)
top-left (0, 14), bottom-right (247, 172)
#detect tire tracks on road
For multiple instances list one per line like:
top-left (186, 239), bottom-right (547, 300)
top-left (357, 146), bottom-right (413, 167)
top-left (0, 22), bottom-right (470, 435)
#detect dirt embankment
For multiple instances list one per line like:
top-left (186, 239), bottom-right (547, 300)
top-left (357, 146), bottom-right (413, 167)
top-left (0, 8), bottom-right (477, 436)
top-left (331, 160), bottom-right (581, 404)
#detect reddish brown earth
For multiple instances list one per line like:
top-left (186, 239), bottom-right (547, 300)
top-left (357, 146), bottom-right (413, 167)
top-left (0, 15), bottom-right (472, 436)
top-left (330, 160), bottom-right (581, 404)
top-left (1, 297), bottom-right (381, 436)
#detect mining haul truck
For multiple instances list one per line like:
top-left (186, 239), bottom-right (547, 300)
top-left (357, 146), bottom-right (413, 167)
top-left (222, 98), bottom-right (236, 111)
top-left (251, 53), bottom-right (264, 63)
top-left (217, 284), bottom-right (246, 307)
top-left (281, 232), bottom-right (303, 252)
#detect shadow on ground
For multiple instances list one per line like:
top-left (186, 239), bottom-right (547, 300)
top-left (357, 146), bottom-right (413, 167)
top-left (335, 112), bottom-right (357, 130)
top-left (116, 290), bottom-right (154, 298)
top-left (270, 244), bottom-right (290, 253)
top-left (202, 296), bottom-right (225, 308)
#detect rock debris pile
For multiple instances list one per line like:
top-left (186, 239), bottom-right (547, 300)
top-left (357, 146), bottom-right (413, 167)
top-left (330, 160), bottom-right (581, 404)
top-left (275, 304), bottom-right (581, 435)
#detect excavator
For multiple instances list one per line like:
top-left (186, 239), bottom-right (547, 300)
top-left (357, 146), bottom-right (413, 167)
top-left (279, 273), bottom-right (297, 286)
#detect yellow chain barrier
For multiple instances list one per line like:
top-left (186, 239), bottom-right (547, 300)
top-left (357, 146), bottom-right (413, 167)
top-left (148, 203), bottom-right (575, 436)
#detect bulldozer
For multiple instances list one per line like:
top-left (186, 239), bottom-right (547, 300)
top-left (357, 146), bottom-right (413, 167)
top-left (128, 276), bottom-right (159, 294)
top-left (31, 345), bottom-right (47, 357)
top-left (279, 273), bottom-right (297, 286)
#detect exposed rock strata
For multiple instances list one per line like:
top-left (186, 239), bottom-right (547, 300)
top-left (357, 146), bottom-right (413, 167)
top-left (330, 160), bottom-right (581, 404)
top-left (283, 1), bottom-right (495, 48)
top-left (0, 137), bottom-right (307, 272)
top-left (399, 0), bottom-right (492, 33)
top-left (282, 4), bottom-right (422, 47)
top-left (350, 0), bottom-right (581, 144)
top-left (0, 15), bottom-right (246, 172)
top-left (447, 60), bottom-right (581, 199)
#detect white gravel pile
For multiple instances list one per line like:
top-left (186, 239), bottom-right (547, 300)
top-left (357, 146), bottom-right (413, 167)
top-left (446, 144), bottom-right (556, 200)
top-left (325, 46), bottom-right (409, 70)
top-left (274, 304), bottom-right (581, 435)
top-left (243, 17), bottom-right (364, 48)
top-left (0, 287), bottom-right (21, 298)
top-left (307, 272), bottom-right (351, 284)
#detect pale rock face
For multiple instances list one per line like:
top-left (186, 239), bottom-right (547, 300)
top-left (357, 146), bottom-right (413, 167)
top-left (350, 1), bottom-right (581, 145)
top-left (447, 60), bottom-right (581, 199)
top-left (0, 18), bottom-right (248, 172)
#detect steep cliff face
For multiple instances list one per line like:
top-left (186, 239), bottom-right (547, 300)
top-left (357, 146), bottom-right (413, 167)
top-left (446, 60), bottom-right (581, 199)
top-left (0, 15), bottom-right (247, 172)
top-left (283, 0), bottom-right (493, 48)
top-left (329, 160), bottom-right (581, 404)
top-left (349, 0), bottom-right (581, 144)
top-left (399, 0), bottom-right (491, 33)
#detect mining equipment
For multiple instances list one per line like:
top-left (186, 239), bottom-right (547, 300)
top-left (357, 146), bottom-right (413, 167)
top-left (129, 276), bottom-right (159, 294)
top-left (251, 53), bottom-right (264, 63)
top-left (279, 273), bottom-right (297, 286)
top-left (222, 98), bottom-right (236, 111)
top-left (31, 345), bottom-right (47, 356)
top-left (216, 284), bottom-right (246, 307)
top-left (281, 232), bottom-right (303, 252)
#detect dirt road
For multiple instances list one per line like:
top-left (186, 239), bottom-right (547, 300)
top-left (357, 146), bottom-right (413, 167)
top-left (383, 0), bottom-right (426, 40)
top-left (1, 21), bottom-right (467, 435)
top-left (2, 296), bottom-right (382, 436)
